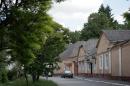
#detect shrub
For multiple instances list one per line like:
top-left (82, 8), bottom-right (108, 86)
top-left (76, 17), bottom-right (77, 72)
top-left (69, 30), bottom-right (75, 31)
top-left (0, 68), bottom-right (8, 83)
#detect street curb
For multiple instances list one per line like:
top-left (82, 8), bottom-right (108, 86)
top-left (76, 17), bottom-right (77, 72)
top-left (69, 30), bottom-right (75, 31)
top-left (74, 77), bottom-right (130, 86)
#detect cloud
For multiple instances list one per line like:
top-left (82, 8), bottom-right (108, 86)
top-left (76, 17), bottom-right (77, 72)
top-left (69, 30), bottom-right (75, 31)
top-left (49, 0), bottom-right (103, 31)
top-left (114, 15), bottom-right (124, 24)
top-left (113, 8), bottom-right (129, 24)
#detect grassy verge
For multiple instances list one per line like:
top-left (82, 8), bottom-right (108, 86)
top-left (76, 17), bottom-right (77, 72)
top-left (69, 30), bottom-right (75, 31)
top-left (0, 78), bottom-right (58, 86)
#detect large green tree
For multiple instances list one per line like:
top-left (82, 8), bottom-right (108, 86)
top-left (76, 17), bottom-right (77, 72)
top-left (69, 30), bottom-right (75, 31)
top-left (81, 5), bottom-right (121, 41)
top-left (98, 4), bottom-right (119, 29)
top-left (0, 0), bottom-right (65, 85)
top-left (81, 13), bottom-right (111, 40)
top-left (28, 23), bottom-right (69, 82)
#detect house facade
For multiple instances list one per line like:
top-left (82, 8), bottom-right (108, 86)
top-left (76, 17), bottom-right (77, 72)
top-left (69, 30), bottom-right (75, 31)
top-left (55, 42), bottom-right (85, 75)
top-left (96, 30), bottom-right (130, 80)
top-left (55, 39), bottom-right (98, 76)
top-left (55, 30), bottom-right (130, 81)
top-left (78, 39), bottom-right (98, 76)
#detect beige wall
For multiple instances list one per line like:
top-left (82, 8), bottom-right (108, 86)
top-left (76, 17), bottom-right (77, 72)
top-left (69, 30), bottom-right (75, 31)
top-left (78, 47), bottom-right (85, 61)
top-left (111, 47), bottom-right (120, 76)
top-left (63, 59), bottom-right (75, 74)
top-left (78, 47), bottom-right (86, 73)
top-left (111, 43), bottom-right (130, 77)
top-left (96, 55), bottom-right (99, 73)
top-left (54, 57), bottom-right (77, 74)
top-left (122, 43), bottom-right (130, 77)
top-left (97, 33), bottom-right (110, 55)
top-left (54, 62), bottom-right (65, 74)
top-left (96, 33), bottom-right (111, 74)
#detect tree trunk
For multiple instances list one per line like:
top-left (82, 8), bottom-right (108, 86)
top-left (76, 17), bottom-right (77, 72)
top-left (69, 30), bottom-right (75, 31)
top-left (24, 72), bottom-right (29, 86)
top-left (36, 75), bottom-right (40, 81)
top-left (32, 73), bottom-right (36, 83)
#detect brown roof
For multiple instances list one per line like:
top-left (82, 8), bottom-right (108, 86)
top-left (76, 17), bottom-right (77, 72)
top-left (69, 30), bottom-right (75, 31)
top-left (103, 30), bottom-right (130, 42)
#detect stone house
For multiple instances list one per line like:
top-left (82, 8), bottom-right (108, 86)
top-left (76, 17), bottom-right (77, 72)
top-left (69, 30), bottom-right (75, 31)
top-left (96, 30), bottom-right (130, 80)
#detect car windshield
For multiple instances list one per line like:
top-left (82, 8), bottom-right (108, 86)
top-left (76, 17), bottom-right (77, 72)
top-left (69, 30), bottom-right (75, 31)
top-left (64, 70), bottom-right (71, 73)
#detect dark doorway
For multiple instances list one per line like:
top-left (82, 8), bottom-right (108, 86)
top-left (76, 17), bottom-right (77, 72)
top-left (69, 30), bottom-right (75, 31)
top-left (90, 63), bottom-right (93, 74)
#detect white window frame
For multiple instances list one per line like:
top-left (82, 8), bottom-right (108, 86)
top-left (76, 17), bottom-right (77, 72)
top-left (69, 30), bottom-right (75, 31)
top-left (104, 53), bottom-right (110, 70)
top-left (99, 55), bottom-right (103, 70)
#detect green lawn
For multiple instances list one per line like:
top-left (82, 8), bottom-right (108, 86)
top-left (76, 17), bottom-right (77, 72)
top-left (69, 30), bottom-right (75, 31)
top-left (0, 78), bottom-right (58, 86)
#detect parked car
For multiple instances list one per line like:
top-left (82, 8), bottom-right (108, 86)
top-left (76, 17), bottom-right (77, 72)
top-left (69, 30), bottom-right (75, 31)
top-left (61, 70), bottom-right (73, 78)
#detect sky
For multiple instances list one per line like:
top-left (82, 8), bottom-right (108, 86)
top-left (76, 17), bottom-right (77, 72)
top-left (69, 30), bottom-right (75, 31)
top-left (49, 0), bottom-right (130, 31)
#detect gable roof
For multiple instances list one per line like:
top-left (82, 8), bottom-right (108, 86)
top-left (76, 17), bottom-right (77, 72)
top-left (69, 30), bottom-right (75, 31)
top-left (88, 47), bottom-right (97, 57)
top-left (59, 39), bottom-right (98, 60)
top-left (103, 30), bottom-right (130, 43)
top-left (59, 41), bottom-right (86, 60)
top-left (83, 39), bottom-right (98, 55)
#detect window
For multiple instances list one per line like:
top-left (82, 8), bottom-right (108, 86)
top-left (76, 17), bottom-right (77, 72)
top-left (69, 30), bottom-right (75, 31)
top-left (99, 53), bottom-right (110, 70)
top-left (104, 53), bottom-right (109, 70)
top-left (93, 63), bottom-right (96, 70)
top-left (87, 63), bottom-right (90, 71)
top-left (102, 53), bottom-right (109, 70)
top-left (82, 62), bottom-right (85, 72)
top-left (99, 55), bottom-right (103, 69)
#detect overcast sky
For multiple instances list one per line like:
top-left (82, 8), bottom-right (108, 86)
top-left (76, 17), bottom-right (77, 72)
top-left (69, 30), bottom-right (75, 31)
top-left (49, 0), bottom-right (130, 31)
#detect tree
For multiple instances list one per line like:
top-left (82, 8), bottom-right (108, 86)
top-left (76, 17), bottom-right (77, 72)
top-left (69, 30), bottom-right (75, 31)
top-left (124, 9), bottom-right (130, 29)
top-left (69, 31), bottom-right (81, 43)
top-left (0, 50), bottom-right (8, 83)
top-left (81, 5), bottom-right (122, 41)
top-left (0, 0), bottom-right (65, 85)
top-left (8, 14), bottom-right (53, 85)
top-left (81, 13), bottom-right (111, 40)
top-left (28, 23), bottom-right (69, 82)
top-left (98, 4), bottom-right (119, 29)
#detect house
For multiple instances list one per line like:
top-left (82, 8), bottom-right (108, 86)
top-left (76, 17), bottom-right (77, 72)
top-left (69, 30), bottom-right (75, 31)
top-left (96, 30), bottom-right (130, 80)
top-left (55, 39), bottom-right (98, 76)
top-left (57, 41), bottom-right (86, 75)
top-left (78, 39), bottom-right (98, 76)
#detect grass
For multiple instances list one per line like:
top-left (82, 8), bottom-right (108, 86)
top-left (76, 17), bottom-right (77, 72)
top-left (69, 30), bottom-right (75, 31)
top-left (0, 78), bottom-right (58, 86)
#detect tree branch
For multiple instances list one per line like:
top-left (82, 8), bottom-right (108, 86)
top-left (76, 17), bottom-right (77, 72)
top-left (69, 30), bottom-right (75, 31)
top-left (15, 0), bottom-right (18, 7)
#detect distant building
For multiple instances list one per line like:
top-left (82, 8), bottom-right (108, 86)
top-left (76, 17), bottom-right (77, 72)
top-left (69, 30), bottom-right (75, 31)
top-left (78, 39), bottom-right (98, 76)
top-left (55, 39), bottom-right (98, 76)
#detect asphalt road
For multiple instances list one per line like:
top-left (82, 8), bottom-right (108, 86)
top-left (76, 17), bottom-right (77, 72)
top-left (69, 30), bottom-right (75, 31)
top-left (48, 77), bottom-right (130, 86)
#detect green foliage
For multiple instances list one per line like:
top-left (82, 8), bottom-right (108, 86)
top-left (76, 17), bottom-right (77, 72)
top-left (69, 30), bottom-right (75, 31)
top-left (0, 69), bottom-right (8, 83)
top-left (0, 0), bottom-right (54, 68)
top-left (81, 13), bottom-right (111, 40)
top-left (0, 0), bottom-right (66, 85)
top-left (81, 5), bottom-right (121, 41)
top-left (98, 4), bottom-right (112, 19)
top-left (98, 4), bottom-right (119, 29)
top-left (26, 22), bottom-right (69, 82)
top-left (7, 63), bottom-right (23, 81)
top-left (69, 31), bottom-right (81, 43)
top-left (0, 68), bottom-right (8, 83)
top-left (42, 27), bottom-right (69, 73)
top-left (124, 9), bottom-right (130, 29)
top-left (0, 50), bottom-right (8, 83)
top-left (0, 78), bottom-right (58, 86)
top-left (7, 69), bottom-right (18, 81)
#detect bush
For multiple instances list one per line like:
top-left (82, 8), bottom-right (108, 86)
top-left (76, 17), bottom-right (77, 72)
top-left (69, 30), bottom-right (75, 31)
top-left (0, 68), bottom-right (8, 83)
top-left (7, 69), bottom-right (18, 81)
